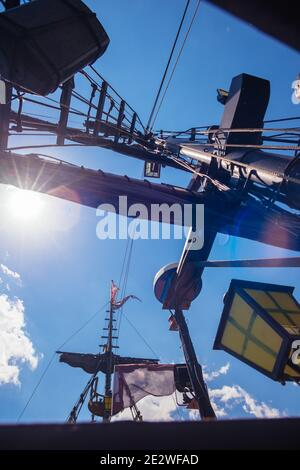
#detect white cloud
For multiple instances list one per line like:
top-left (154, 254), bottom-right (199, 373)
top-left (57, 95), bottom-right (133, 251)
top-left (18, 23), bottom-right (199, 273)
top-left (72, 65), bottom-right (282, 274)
top-left (112, 393), bottom-right (180, 422)
top-left (204, 362), bottom-right (230, 382)
top-left (188, 402), bottom-right (227, 420)
top-left (0, 294), bottom-right (38, 385)
top-left (209, 385), bottom-right (281, 418)
top-left (0, 264), bottom-right (21, 283)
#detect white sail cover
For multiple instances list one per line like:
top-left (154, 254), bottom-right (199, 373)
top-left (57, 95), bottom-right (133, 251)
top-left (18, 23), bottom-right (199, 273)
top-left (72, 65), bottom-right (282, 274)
top-left (112, 364), bottom-right (175, 415)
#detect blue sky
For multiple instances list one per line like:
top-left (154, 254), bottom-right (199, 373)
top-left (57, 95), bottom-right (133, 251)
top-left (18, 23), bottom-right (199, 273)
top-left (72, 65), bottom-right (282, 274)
top-left (0, 0), bottom-right (300, 422)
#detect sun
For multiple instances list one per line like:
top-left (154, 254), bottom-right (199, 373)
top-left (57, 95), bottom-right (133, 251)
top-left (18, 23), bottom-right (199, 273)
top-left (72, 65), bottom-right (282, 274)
top-left (8, 188), bottom-right (43, 221)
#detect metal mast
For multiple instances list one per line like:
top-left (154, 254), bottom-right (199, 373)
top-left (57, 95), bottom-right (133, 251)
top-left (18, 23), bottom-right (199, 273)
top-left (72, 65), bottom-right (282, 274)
top-left (101, 292), bottom-right (118, 423)
top-left (63, 283), bottom-right (152, 423)
top-left (66, 288), bottom-right (119, 424)
top-left (174, 308), bottom-right (216, 419)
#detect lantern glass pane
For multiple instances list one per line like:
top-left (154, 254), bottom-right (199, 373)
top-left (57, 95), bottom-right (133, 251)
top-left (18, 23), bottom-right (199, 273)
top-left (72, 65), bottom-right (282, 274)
top-left (267, 296), bottom-right (300, 335)
top-left (244, 340), bottom-right (276, 372)
top-left (220, 294), bottom-right (282, 374)
top-left (270, 316), bottom-right (300, 335)
top-left (270, 292), bottom-right (300, 312)
top-left (228, 294), bottom-right (252, 329)
top-left (221, 322), bottom-right (245, 355)
top-left (268, 311), bottom-right (299, 334)
top-left (284, 365), bottom-right (300, 379)
top-left (246, 288), bottom-right (300, 335)
top-left (251, 316), bottom-right (282, 352)
top-left (287, 314), bottom-right (300, 328)
top-left (284, 347), bottom-right (300, 379)
top-left (245, 289), bottom-right (277, 309)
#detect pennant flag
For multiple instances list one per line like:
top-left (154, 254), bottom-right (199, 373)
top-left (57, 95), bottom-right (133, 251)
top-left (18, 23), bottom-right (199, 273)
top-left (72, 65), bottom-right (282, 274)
top-left (112, 294), bottom-right (141, 310)
top-left (110, 281), bottom-right (141, 309)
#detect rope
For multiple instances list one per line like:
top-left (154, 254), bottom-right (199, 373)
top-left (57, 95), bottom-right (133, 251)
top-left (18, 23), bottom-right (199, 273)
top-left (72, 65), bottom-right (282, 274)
top-left (146, 0), bottom-right (191, 131)
top-left (122, 311), bottom-right (159, 360)
top-left (115, 162), bottom-right (145, 346)
top-left (159, 126), bottom-right (300, 137)
top-left (264, 116), bottom-right (300, 124)
top-left (115, 230), bottom-right (135, 346)
top-left (114, 216), bottom-right (161, 361)
top-left (150, 0), bottom-right (201, 131)
top-left (193, 127), bottom-right (300, 135)
top-left (66, 375), bottom-right (95, 423)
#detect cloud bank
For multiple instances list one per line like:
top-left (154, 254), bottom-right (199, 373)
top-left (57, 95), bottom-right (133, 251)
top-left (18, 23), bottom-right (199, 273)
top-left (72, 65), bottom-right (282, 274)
top-left (0, 294), bottom-right (38, 385)
top-left (210, 385), bottom-right (281, 418)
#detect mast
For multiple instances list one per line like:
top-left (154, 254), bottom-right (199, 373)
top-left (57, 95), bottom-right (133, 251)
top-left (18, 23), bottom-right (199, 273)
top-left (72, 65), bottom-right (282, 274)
top-left (66, 286), bottom-right (118, 424)
top-left (61, 282), bottom-right (156, 423)
top-left (174, 308), bottom-right (216, 419)
top-left (102, 291), bottom-right (117, 422)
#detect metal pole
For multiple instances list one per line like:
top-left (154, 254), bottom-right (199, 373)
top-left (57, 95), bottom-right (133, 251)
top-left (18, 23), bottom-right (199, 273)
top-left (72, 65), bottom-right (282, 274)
top-left (57, 77), bottom-right (74, 145)
top-left (0, 0), bottom-right (20, 150)
top-left (93, 80), bottom-right (107, 136)
top-left (0, 82), bottom-right (12, 150)
top-left (174, 307), bottom-right (216, 420)
top-left (103, 299), bottom-right (114, 422)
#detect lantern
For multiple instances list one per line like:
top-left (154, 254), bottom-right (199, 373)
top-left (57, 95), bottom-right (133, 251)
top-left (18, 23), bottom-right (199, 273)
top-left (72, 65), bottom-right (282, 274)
top-left (214, 279), bottom-right (300, 383)
top-left (0, 0), bottom-right (109, 95)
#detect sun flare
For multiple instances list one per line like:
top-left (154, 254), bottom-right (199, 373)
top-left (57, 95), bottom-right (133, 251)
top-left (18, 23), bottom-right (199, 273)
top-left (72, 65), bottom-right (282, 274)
top-left (8, 189), bottom-right (43, 221)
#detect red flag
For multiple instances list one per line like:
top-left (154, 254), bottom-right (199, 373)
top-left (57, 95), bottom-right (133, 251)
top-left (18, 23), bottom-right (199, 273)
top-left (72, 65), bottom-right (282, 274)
top-left (110, 280), bottom-right (119, 304)
top-left (112, 294), bottom-right (141, 310)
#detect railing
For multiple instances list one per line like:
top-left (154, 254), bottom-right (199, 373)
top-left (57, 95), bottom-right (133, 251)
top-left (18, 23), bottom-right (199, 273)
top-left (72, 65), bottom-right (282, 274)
top-left (5, 64), bottom-right (149, 150)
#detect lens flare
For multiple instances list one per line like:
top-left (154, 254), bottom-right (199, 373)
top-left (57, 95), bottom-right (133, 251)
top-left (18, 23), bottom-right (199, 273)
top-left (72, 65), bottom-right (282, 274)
top-left (9, 189), bottom-right (43, 221)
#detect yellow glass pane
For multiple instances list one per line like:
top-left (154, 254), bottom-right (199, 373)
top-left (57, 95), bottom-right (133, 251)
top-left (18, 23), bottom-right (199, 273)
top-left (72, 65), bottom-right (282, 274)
top-left (269, 312), bottom-right (300, 335)
top-left (251, 316), bottom-right (282, 354)
top-left (245, 289), bottom-right (277, 309)
top-left (229, 294), bottom-right (253, 329)
top-left (243, 340), bottom-right (276, 372)
top-left (284, 365), bottom-right (300, 378)
top-left (221, 323), bottom-right (245, 355)
top-left (268, 311), bottom-right (292, 327)
top-left (270, 291), bottom-right (300, 312)
top-left (287, 314), bottom-right (300, 328)
top-left (285, 326), bottom-right (300, 335)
